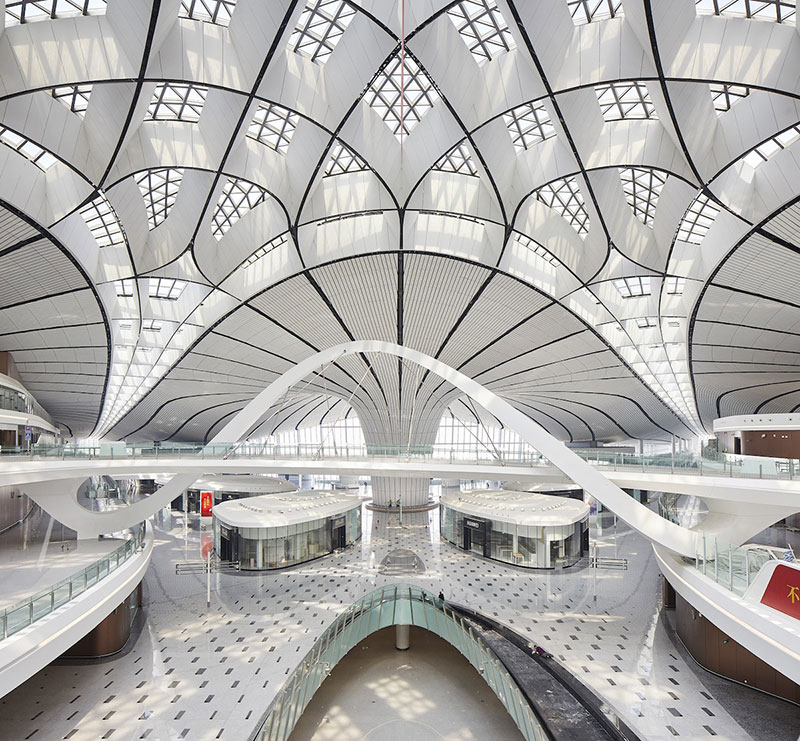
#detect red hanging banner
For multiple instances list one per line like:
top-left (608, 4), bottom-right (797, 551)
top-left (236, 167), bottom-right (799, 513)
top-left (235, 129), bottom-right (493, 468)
top-left (760, 563), bottom-right (800, 620)
top-left (200, 490), bottom-right (213, 517)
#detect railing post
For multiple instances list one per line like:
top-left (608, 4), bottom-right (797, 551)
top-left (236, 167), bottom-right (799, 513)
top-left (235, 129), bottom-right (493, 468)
top-left (702, 533), bottom-right (707, 574)
top-left (729, 545), bottom-right (733, 590)
top-left (759, 464), bottom-right (762, 479)
top-left (745, 549), bottom-right (750, 588)
top-left (700, 459), bottom-right (703, 476)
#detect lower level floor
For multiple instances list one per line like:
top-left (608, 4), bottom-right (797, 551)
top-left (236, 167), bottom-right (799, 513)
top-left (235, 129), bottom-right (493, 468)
top-left (0, 502), bottom-right (798, 740)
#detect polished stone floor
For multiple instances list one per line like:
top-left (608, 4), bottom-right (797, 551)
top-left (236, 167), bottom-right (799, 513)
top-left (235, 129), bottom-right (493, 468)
top-left (0, 505), bottom-right (121, 610)
top-left (1, 501), bottom-right (799, 740)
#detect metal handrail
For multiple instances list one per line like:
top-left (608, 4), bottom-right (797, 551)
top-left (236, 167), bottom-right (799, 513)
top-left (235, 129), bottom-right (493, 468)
top-left (0, 522), bottom-right (146, 641)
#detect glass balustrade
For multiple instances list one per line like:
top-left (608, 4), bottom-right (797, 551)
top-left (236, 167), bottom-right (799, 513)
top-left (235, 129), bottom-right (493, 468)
top-left (0, 523), bottom-right (146, 641)
top-left (658, 495), bottom-right (784, 596)
top-left (252, 584), bottom-right (547, 741)
top-left (4, 442), bottom-right (800, 482)
top-left (690, 533), bottom-right (783, 596)
top-left (0, 379), bottom-right (54, 426)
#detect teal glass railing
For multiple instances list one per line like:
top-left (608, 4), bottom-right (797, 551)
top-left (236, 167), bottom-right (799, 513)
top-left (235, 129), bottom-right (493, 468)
top-left (250, 584), bottom-right (547, 741)
top-left (0, 522), bottom-right (146, 641)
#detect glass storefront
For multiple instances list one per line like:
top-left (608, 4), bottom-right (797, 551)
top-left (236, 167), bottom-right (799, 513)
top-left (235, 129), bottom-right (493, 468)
top-left (440, 493), bottom-right (588, 569)
top-left (213, 498), bottom-right (361, 570)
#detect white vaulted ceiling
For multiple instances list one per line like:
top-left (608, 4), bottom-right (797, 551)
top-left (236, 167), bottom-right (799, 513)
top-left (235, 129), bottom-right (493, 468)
top-left (1, 0), bottom-right (799, 442)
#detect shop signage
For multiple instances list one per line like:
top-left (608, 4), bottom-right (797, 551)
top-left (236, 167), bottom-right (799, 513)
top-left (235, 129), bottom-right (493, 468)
top-left (200, 490), bottom-right (213, 517)
top-left (464, 518), bottom-right (484, 530)
top-left (760, 563), bottom-right (800, 620)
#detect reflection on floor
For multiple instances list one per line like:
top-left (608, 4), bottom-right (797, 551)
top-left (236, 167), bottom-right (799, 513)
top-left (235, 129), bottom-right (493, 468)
top-left (0, 503), bottom-right (798, 740)
top-left (289, 626), bottom-right (522, 740)
top-left (0, 503), bottom-right (124, 610)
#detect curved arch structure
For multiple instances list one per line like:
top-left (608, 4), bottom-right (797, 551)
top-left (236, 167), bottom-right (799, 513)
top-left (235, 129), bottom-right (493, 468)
top-left (25, 341), bottom-right (699, 556)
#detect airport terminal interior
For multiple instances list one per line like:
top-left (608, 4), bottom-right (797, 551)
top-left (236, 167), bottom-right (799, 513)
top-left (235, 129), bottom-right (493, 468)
top-left (2, 0), bottom-right (800, 739)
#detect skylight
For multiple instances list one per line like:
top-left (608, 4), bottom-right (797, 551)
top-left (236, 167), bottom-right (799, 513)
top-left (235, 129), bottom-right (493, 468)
top-left (0, 126), bottom-right (57, 170)
top-left (5, 0), bottom-right (106, 26)
top-left (141, 319), bottom-right (162, 332)
top-left (596, 81), bottom-right (656, 121)
top-left (146, 83), bottom-right (208, 122)
top-left (247, 102), bottom-right (298, 154)
top-left (619, 167), bottom-right (666, 227)
top-left (614, 276), bottom-right (652, 298)
top-left (635, 316), bottom-right (658, 328)
top-left (211, 178), bottom-right (268, 239)
top-left (367, 53), bottom-right (439, 140)
top-left (135, 168), bottom-right (184, 230)
top-left (695, 0), bottom-right (795, 23)
top-left (710, 82), bottom-right (749, 113)
top-left (324, 141), bottom-right (369, 176)
top-left (534, 176), bottom-right (590, 237)
top-left (567, 0), bottom-right (623, 24)
top-left (741, 123), bottom-right (800, 168)
top-left (179, 0), bottom-right (236, 25)
top-left (241, 233), bottom-right (288, 268)
top-left (432, 142), bottom-right (478, 175)
top-left (51, 84), bottom-right (92, 117)
top-left (289, 0), bottom-right (355, 64)
top-left (114, 278), bottom-right (134, 298)
top-left (503, 101), bottom-right (556, 151)
top-left (148, 277), bottom-right (187, 300)
top-left (665, 276), bottom-right (686, 294)
top-left (514, 233), bottom-right (561, 266)
top-left (80, 192), bottom-right (126, 249)
top-left (676, 193), bottom-right (720, 244)
top-left (446, 0), bottom-right (516, 64)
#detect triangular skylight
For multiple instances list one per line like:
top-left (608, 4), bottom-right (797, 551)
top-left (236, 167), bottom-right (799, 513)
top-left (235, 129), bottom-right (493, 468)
top-left (211, 178), bottom-right (268, 239)
top-left (676, 193), bottom-right (720, 244)
top-left (5, 0), bottom-right (106, 26)
top-left (695, 0), bottom-right (795, 23)
top-left (146, 83), bottom-right (208, 122)
top-left (247, 102), bottom-right (298, 154)
top-left (289, 0), bottom-right (355, 64)
top-left (367, 53), bottom-right (439, 140)
top-left (446, 0), bottom-right (516, 64)
top-left (80, 191), bottom-right (126, 249)
top-left (324, 141), bottom-right (369, 176)
top-left (619, 167), bottom-right (666, 227)
top-left (567, 0), bottom-right (623, 24)
top-left (135, 168), bottom-right (184, 230)
top-left (534, 176), bottom-right (590, 237)
top-left (503, 101), bottom-right (556, 151)
top-left (179, 0), bottom-right (236, 25)
top-left (710, 82), bottom-right (749, 113)
top-left (432, 142), bottom-right (478, 176)
top-left (596, 81), bottom-right (656, 121)
top-left (52, 84), bottom-right (92, 118)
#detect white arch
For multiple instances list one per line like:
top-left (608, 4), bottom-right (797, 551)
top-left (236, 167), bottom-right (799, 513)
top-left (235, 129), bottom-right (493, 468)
top-left (25, 341), bottom-right (699, 555)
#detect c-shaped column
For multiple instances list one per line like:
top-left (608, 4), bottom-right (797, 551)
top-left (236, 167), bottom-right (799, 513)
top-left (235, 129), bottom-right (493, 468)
top-left (25, 341), bottom-right (699, 556)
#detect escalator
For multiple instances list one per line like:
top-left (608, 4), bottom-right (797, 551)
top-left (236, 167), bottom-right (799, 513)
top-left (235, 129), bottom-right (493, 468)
top-left (448, 603), bottom-right (641, 741)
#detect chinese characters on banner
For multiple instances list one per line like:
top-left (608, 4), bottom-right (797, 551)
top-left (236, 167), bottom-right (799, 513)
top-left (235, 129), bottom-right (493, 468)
top-left (760, 563), bottom-right (800, 620)
top-left (200, 491), bottom-right (213, 518)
